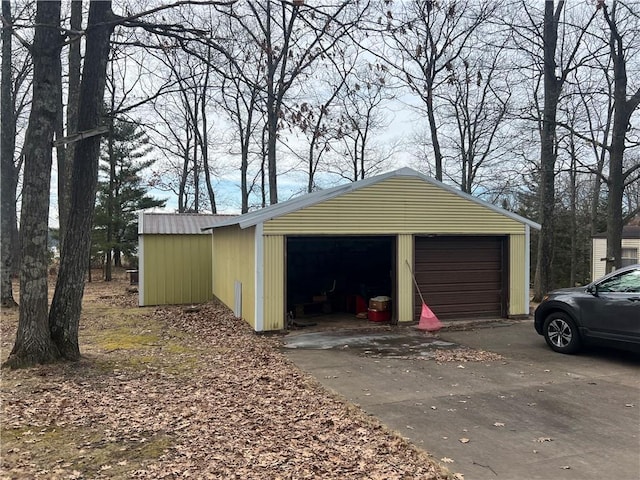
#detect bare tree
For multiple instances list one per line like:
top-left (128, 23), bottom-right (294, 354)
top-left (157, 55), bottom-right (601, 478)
top-left (4, 0), bottom-right (63, 367)
top-left (58, 0), bottom-right (83, 250)
top-left (148, 44), bottom-right (217, 213)
top-left (221, 0), bottom-right (360, 204)
top-left (600, 0), bottom-right (640, 272)
top-left (374, 0), bottom-right (496, 181)
top-left (217, 61), bottom-right (265, 211)
top-left (327, 64), bottom-right (395, 182)
top-left (1, 0), bottom-right (20, 307)
top-left (48, 0), bottom-right (116, 361)
top-left (506, 1), bottom-right (598, 299)
top-left (1, 0), bottom-right (32, 307)
top-left (292, 41), bottom-right (358, 193)
top-left (441, 48), bottom-right (511, 194)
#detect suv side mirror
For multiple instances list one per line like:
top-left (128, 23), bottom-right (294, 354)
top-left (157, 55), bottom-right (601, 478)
top-left (587, 284), bottom-right (598, 296)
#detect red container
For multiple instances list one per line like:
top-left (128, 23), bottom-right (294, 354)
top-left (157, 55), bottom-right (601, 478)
top-left (368, 308), bottom-right (391, 322)
top-left (347, 295), bottom-right (368, 314)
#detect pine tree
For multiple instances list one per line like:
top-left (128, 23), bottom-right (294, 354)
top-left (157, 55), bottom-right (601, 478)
top-left (94, 118), bottom-right (166, 281)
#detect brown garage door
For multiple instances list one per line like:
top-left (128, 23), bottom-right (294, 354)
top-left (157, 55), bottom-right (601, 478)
top-left (414, 236), bottom-right (507, 320)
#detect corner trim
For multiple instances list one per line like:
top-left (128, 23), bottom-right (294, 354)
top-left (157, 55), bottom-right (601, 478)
top-left (255, 222), bottom-right (264, 332)
top-left (525, 224), bottom-right (531, 315)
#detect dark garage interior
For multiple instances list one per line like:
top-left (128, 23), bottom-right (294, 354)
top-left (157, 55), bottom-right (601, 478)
top-left (286, 236), bottom-right (395, 321)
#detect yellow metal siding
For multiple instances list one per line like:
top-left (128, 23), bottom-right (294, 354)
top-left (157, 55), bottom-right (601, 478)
top-left (592, 238), bottom-right (607, 280)
top-left (263, 235), bottom-right (285, 330)
top-left (592, 238), bottom-right (640, 280)
top-left (396, 235), bottom-right (414, 323)
top-left (141, 234), bottom-right (212, 305)
top-left (212, 225), bottom-right (256, 328)
top-left (264, 177), bottom-right (524, 235)
top-left (508, 234), bottom-right (528, 316)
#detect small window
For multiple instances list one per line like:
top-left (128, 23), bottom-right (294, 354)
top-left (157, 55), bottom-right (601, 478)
top-left (622, 248), bottom-right (638, 267)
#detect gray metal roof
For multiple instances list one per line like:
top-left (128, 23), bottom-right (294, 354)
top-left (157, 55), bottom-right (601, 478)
top-left (593, 225), bottom-right (640, 239)
top-left (202, 167), bottom-right (541, 231)
top-left (139, 212), bottom-right (237, 235)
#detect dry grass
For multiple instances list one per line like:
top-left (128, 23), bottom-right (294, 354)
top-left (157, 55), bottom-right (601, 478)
top-left (1, 270), bottom-right (454, 479)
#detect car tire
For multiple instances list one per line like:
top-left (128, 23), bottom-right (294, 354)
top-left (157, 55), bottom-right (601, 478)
top-left (543, 312), bottom-right (581, 354)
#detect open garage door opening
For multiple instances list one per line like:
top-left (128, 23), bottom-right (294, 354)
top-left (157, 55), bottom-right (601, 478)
top-left (286, 236), bottom-right (395, 325)
top-left (414, 236), bottom-right (508, 320)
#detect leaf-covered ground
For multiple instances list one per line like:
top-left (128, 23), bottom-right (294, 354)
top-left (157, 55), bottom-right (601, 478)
top-left (1, 276), bottom-right (453, 479)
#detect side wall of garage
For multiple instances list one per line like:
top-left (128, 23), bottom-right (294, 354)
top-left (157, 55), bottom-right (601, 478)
top-left (140, 234), bottom-right (212, 306)
top-left (212, 225), bottom-right (257, 328)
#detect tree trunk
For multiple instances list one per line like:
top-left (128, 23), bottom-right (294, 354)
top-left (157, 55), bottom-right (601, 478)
top-left (605, 93), bottom-right (627, 272)
top-left (3, 0), bottom-right (63, 368)
top-left (602, 0), bottom-right (640, 273)
top-left (49, 0), bottom-right (114, 361)
top-left (105, 115), bottom-right (115, 282)
top-left (241, 138), bottom-right (250, 213)
top-left (1, 0), bottom-right (18, 308)
top-left (59, 0), bottom-right (82, 249)
top-left (267, 102), bottom-right (278, 205)
top-left (261, 125), bottom-right (268, 208)
top-left (569, 143), bottom-right (577, 286)
top-left (199, 55), bottom-right (217, 214)
top-left (426, 83), bottom-right (444, 181)
top-left (533, 1), bottom-right (562, 301)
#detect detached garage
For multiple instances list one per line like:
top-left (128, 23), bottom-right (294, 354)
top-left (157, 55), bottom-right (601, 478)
top-left (138, 212), bottom-right (234, 306)
top-left (205, 168), bottom-right (540, 331)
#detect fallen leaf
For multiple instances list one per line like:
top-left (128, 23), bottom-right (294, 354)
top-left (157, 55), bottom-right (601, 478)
top-left (535, 437), bottom-right (553, 443)
top-left (493, 422), bottom-right (505, 427)
top-left (459, 438), bottom-right (470, 444)
top-left (441, 457), bottom-right (454, 463)
top-left (0, 280), bottom-right (454, 480)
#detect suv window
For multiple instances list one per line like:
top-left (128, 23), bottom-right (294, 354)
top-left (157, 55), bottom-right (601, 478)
top-left (597, 269), bottom-right (640, 293)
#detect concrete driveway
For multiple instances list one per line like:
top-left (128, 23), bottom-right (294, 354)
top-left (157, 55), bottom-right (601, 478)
top-left (283, 321), bottom-right (640, 480)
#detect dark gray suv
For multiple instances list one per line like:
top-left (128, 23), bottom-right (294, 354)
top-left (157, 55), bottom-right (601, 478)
top-left (534, 264), bottom-right (640, 354)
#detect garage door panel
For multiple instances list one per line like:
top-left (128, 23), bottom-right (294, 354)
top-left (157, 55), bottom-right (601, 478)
top-left (416, 271), bottom-right (502, 285)
top-left (418, 291), bottom-right (501, 305)
top-left (415, 236), bottom-right (506, 319)
top-left (425, 302), bottom-right (501, 317)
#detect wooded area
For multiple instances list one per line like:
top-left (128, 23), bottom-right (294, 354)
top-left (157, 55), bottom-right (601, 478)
top-left (1, 0), bottom-right (639, 367)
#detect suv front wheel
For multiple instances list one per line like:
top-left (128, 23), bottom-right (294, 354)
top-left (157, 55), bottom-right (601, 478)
top-left (543, 312), bottom-right (581, 354)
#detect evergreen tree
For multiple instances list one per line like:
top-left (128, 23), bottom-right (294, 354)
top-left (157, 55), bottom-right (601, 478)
top-left (94, 118), bottom-right (166, 281)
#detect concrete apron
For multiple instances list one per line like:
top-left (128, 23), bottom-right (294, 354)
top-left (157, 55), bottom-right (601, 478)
top-left (283, 321), bottom-right (640, 480)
